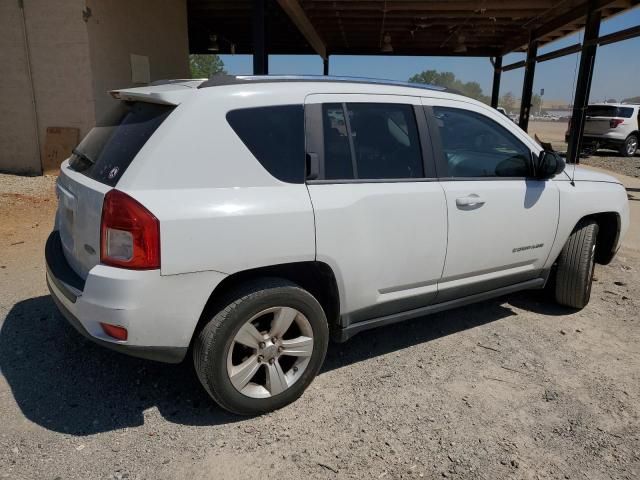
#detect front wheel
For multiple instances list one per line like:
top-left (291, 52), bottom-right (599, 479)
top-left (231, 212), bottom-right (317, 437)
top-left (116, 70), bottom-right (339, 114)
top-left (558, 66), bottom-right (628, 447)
top-left (193, 278), bottom-right (329, 415)
top-left (554, 219), bottom-right (599, 309)
top-left (620, 134), bottom-right (638, 157)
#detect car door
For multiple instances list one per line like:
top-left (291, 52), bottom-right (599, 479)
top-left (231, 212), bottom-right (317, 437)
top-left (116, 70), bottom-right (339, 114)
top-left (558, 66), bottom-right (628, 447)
top-left (421, 98), bottom-right (560, 302)
top-left (305, 94), bottom-right (448, 326)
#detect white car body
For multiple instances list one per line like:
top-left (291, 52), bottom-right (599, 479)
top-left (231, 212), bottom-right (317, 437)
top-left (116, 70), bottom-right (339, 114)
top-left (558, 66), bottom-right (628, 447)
top-left (46, 76), bottom-right (630, 363)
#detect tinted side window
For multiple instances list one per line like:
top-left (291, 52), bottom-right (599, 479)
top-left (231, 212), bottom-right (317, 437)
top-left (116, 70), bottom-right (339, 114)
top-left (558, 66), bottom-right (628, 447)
top-left (321, 103), bottom-right (424, 180)
top-left (227, 105), bottom-right (304, 183)
top-left (70, 102), bottom-right (175, 187)
top-left (586, 105), bottom-right (634, 118)
top-left (433, 107), bottom-right (532, 178)
top-left (322, 103), bottom-right (354, 180)
top-left (349, 103), bottom-right (423, 179)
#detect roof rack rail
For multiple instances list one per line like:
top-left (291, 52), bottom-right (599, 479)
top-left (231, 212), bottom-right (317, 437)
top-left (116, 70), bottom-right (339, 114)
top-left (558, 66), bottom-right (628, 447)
top-left (197, 74), bottom-right (456, 94)
top-left (148, 79), bottom-right (203, 87)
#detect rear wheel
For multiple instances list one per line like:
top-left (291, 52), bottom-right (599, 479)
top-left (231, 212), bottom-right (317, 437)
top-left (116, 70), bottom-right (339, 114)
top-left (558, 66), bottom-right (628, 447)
top-left (554, 219), bottom-right (599, 309)
top-left (620, 134), bottom-right (638, 157)
top-left (193, 278), bottom-right (329, 415)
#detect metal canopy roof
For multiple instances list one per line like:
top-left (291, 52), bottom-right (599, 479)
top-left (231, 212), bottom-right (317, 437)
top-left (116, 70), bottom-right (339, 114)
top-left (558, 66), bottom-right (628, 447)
top-left (187, 0), bottom-right (639, 57)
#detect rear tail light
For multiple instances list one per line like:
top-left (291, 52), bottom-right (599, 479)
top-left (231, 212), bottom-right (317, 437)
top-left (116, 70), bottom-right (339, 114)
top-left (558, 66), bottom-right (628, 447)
top-left (100, 323), bottom-right (128, 341)
top-left (610, 118), bottom-right (624, 128)
top-left (100, 190), bottom-right (160, 269)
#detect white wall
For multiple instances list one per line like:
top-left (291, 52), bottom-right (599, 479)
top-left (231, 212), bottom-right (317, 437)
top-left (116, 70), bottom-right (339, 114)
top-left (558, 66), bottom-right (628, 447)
top-left (85, 0), bottom-right (190, 120)
top-left (0, 0), bottom-right (93, 174)
top-left (0, 0), bottom-right (190, 175)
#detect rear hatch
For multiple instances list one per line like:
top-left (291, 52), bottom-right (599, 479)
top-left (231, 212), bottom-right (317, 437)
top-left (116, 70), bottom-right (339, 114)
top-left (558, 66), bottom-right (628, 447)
top-left (583, 105), bottom-right (634, 136)
top-left (55, 100), bottom-right (175, 279)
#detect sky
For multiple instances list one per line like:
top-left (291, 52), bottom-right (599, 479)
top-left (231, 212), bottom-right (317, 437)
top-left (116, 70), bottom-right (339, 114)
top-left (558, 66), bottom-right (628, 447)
top-left (218, 6), bottom-right (640, 104)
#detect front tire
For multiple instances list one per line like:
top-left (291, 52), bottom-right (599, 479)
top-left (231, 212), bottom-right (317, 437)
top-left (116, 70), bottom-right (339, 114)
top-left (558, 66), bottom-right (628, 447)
top-left (620, 134), bottom-right (638, 157)
top-left (554, 219), bottom-right (599, 309)
top-left (193, 278), bottom-right (329, 415)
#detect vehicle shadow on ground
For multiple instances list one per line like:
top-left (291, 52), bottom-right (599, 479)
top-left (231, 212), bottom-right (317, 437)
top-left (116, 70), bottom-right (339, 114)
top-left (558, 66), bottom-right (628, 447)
top-left (0, 291), bottom-right (569, 435)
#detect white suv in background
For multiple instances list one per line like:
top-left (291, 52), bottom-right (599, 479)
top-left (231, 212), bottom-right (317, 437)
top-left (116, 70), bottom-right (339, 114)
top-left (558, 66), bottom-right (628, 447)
top-left (46, 76), bottom-right (629, 415)
top-left (566, 103), bottom-right (640, 157)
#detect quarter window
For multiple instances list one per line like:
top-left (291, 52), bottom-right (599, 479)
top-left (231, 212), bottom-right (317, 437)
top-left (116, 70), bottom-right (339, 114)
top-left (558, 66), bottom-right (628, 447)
top-left (433, 107), bottom-right (532, 178)
top-left (322, 103), bottom-right (424, 180)
top-left (227, 105), bottom-right (305, 183)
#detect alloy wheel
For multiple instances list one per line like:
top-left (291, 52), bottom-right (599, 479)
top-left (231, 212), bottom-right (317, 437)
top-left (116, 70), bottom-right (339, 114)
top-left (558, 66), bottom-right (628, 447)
top-left (226, 307), bottom-right (314, 398)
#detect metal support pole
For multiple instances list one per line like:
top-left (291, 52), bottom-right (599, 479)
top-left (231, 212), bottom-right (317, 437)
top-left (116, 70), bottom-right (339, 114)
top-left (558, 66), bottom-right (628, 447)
top-left (323, 57), bottom-right (329, 76)
top-left (566, 4), bottom-right (601, 164)
top-left (253, 0), bottom-right (268, 75)
top-left (519, 40), bottom-right (538, 131)
top-left (491, 56), bottom-right (502, 109)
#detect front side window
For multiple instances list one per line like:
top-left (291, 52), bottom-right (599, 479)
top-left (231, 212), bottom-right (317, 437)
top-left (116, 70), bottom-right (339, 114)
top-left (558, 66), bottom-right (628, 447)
top-left (322, 103), bottom-right (424, 180)
top-left (433, 107), bottom-right (532, 178)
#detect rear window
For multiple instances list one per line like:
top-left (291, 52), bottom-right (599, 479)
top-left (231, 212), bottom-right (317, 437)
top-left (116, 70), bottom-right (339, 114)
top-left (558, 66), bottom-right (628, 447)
top-left (70, 102), bottom-right (174, 186)
top-left (586, 105), bottom-right (634, 118)
top-left (226, 105), bottom-right (304, 183)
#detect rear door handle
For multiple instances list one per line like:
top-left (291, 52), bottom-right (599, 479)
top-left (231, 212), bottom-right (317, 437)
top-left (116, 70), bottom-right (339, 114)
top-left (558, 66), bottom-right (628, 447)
top-left (455, 194), bottom-right (485, 207)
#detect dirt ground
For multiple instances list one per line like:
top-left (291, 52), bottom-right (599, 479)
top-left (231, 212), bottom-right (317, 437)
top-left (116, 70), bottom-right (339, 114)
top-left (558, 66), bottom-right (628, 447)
top-left (1, 172), bottom-right (639, 480)
top-left (527, 121), bottom-right (640, 179)
top-left (527, 121), bottom-right (569, 146)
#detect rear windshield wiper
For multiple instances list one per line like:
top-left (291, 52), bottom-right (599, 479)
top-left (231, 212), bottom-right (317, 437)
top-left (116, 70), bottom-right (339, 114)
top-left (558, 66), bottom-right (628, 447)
top-left (72, 148), bottom-right (95, 165)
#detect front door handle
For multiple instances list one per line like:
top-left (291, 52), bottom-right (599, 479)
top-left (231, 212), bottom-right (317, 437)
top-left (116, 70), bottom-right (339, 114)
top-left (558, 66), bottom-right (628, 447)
top-left (455, 194), bottom-right (486, 207)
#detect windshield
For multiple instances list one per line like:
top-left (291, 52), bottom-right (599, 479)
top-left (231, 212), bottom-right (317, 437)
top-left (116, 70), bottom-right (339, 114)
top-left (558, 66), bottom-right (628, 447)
top-left (70, 101), bottom-right (175, 186)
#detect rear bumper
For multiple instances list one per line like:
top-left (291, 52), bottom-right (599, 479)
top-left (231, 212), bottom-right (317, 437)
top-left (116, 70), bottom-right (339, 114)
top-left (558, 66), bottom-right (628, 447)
top-left (45, 231), bottom-right (226, 363)
top-left (47, 280), bottom-right (187, 363)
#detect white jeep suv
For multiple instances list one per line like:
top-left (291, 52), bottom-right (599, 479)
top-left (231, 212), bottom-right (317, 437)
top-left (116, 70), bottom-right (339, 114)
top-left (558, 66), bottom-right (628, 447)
top-left (46, 76), bottom-right (629, 415)
top-left (566, 103), bottom-right (640, 157)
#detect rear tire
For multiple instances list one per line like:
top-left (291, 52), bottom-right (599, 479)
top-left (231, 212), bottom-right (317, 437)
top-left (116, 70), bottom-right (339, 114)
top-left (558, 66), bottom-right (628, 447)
top-left (554, 219), bottom-right (599, 309)
top-left (620, 134), bottom-right (638, 157)
top-left (193, 278), bottom-right (329, 415)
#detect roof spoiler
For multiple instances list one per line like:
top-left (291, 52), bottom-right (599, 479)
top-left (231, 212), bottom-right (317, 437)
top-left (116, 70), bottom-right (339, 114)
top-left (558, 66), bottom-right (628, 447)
top-left (110, 80), bottom-right (204, 105)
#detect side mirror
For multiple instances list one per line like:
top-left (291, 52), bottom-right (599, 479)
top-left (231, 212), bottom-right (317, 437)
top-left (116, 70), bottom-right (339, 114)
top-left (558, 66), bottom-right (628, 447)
top-left (536, 150), bottom-right (565, 179)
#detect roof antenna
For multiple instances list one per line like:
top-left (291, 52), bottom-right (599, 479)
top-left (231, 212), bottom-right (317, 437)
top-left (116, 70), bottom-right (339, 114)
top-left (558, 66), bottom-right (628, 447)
top-left (567, 30), bottom-right (583, 187)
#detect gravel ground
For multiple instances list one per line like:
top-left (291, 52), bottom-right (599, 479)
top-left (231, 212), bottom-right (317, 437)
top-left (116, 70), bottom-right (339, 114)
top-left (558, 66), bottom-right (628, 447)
top-left (581, 151), bottom-right (640, 179)
top-left (1, 174), bottom-right (639, 480)
top-left (0, 173), bottom-right (57, 198)
top-left (526, 120), bottom-right (640, 179)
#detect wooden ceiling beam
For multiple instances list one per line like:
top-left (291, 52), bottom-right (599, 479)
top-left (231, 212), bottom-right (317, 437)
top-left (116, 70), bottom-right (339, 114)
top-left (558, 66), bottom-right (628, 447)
top-left (502, 0), bottom-right (621, 53)
top-left (187, 0), bottom-right (639, 57)
top-left (304, 1), bottom-right (556, 11)
top-left (307, 10), bottom-right (547, 19)
top-left (276, 0), bottom-right (327, 58)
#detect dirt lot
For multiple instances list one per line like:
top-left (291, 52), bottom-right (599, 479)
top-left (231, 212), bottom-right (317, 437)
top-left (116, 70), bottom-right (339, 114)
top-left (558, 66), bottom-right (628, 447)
top-left (527, 120), bottom-right (640, 179)
top-left (1, 172), bottom-right (639, 480)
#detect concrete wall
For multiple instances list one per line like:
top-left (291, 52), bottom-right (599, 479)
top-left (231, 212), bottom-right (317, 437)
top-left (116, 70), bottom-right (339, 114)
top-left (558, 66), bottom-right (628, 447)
top-left (85, 0), bottom-right (190, 120)
top-left (24, 0), bottom-right (96, 175)
top-left (0, 0), bottom-right (189, 175)
top-left (0, 0), bottom-right (39, 174)
top-left (1, 0), bottom-right (95, 175)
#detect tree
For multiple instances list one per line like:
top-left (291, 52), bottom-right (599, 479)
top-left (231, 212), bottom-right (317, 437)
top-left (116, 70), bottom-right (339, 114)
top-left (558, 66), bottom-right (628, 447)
top-left (189, 54), bottom-right (226, 78)
top-left (409, 69), bottom-right (490, 104)
top-left (499, 92), bottom-right (516, 113)
top-left (531, 94), bottom-right (542, 114)
top-left (622, 96), bottom-right (640, 103)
